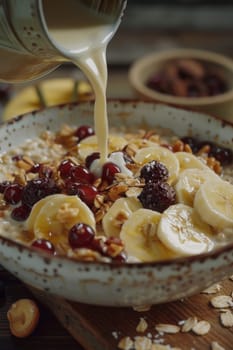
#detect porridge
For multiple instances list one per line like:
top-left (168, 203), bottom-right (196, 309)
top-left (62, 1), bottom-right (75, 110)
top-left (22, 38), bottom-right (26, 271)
top-left (0, 123), bottom-right (232, 263)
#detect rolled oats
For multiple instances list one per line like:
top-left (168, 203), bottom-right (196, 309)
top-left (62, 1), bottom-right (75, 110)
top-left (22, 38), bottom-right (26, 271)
top-left (201, 283), bottom-right (222, 294)
top-left (219, 310), bottom-right (233, 328)
top-left (191, 320), bottom-right (211, 335)
top-left (181, 316), bottom-right (198, 333)
top-left (134, 336), bottom-right (152, 350)
top-left (210, 295), bottom-right (233, 308)
top-left (155, 324), bottom-right (180, 334)
top-left (211, 341), bottom-right (226, 350)
top-left (136, 318), bottom-right (148, 333)
top-left (118, 336), bottom-right (134, 350)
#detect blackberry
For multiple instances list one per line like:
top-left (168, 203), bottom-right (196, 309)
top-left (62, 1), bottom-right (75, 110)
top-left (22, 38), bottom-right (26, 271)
top-left (138, 181), bottom-right (176, 213)
top-left (140, 160), bottom-right (169, 183)
top-left (22, 177), bottom-right (60, 207)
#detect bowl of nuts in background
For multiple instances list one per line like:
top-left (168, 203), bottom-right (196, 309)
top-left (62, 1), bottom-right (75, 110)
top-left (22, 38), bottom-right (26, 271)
top-left (129, 49), bottom-right (233, 123)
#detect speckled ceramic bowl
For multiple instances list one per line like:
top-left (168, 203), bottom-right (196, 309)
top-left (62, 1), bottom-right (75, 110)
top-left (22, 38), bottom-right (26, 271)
top-left (0, 100), bottom-right (232, 307)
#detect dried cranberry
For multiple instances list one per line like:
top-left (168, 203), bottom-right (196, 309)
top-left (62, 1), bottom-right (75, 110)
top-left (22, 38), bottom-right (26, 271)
top-left (29, 163), bottom-right (41, 174)
top-left (58, 159), bottom-right (75, 179)
top-left (75, 184), bottom-right (98, 207)
top-left (204, 74), bottom-right (227, 96)
top-left (4, 184), bottom-right (23, 204)
top-left (71, 165), bottom-right (94, 184)
top-left (75, 125), bottom-right (94, 142)
top-left (0, 181), bottom-right (11, 194)
top-left (180, 136), bottom-right (200, 153)
top-left (31, 239), bottom-right (55, 254)
top-left (0, 83), bottom-right (11, 101)
top-left (140, 160), bottom-right (169, 184)
top-left (102, 162), bottom-right (121, 184)
top-left (68, 223), bottom-right (95, 249)
top-left (85, 152), bottom-right (100, 169)
top-left (112, 251), bottom-right (127, 263)
top-left (11, 204), bottom-right (31, 221)
top-left (209, 145), bottom-right (233, 165)
top-left (138, 181), bottom-right (176, 213)
top-left (22, 178), bottom-right (60, 207)
top-left (146, 73), bottom-right (164, 93)
top-left (12, 154), bottom-right (23, 161)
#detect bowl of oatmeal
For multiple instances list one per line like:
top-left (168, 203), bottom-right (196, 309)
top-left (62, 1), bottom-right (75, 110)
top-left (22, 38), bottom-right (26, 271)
top-left (0, 100), bottom-right (232, 307)
top-left (129, 49), bottom-right (233, 123)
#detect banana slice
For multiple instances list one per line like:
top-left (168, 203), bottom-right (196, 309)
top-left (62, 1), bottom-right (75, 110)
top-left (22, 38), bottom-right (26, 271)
top-left (102, 197), bottom-right (142, 237)
top-left (120, 208), bottom-right (177, 262)
top-left (78, 134), bottom-right (127, 160)
top-left (175, 152), bottom-right (209, 172)
top-left (157, 204), bottom-right (214, 256)
top-left (134, 146), bottom-right (180, 184)
top-left (3, 78), bottom-right (93, 121)
top-left (194, 179), bottom-right (233, 230)
top-left (27, 194), bottom-right (95, 240)
top-left (175, 168), bottom-right (219, 206)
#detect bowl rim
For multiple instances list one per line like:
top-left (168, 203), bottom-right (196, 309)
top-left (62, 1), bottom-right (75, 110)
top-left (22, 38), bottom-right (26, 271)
top-left (0, 99), bottom-right (233, 270)
top-left (129, 48), bottom-right (233, 105)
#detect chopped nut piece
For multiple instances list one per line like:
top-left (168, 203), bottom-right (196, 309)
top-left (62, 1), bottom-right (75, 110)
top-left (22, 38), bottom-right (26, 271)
top-left (192, 320), bottom-right (211, 335)
top-left (220, 310), bottom-right (233, 328)
top-left (210, 295), bottom-right (233, 308)
top-left (201, 283), bottom-right (222, 294)
top-left (136, 318), bottom-right (148, 333)
top-left (118, 336), bottom-right (134, 350)
top-left (155, 324), bottom-right (180, 334)
top-left (7, 298), bottom-right (40, 338)
top-left (181, 316), bottom-right (198, 333)
top-left (56, 203), bottom-right (80, 224)
top-left (112, 210), bottom-right (129, 228)
top-left (211, 341), bottom-right (226, 350)
top-left (134, 336), bottom-right (152, 350)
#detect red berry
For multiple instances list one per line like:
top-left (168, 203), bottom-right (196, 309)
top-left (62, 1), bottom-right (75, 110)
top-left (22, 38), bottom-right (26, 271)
top-left (76, 183), bottom-right (98, 207)
top-left (31, 239), bottom-right (55, 254)
top-left (11, 204), bottom-right (31, 221)
top-left (75, 125), bottom-right (94, 142)
top-left (102, 162), bottom-right (121, 184)
top-left (85, 152), bottom-right (100, 169)
top-left (71, 165), bottom-right (94, 184)
top-left (0, 181), bottom-right (11, 193)
top-left (4, 184), bottom-right (23, 204)
top-left (29, 163), bottom-right (41, 174)
top-left (58, 159), bottom-right (75, 179)
top-left (68, 223), bottom-right (95, 249)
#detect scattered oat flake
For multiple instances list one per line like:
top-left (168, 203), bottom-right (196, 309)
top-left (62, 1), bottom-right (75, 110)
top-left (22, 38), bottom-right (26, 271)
top-left (229, 275), bottom-right (233, 281)
top-left (151, 345), bottom-right (171, 350)
top-left (210, 295), bottom-right (233, 308)
top-left (134, 336), bottom-right (152, 350)
top-left (192, 320), bottom-right (211, 335)
top-left (136, 318), bottom-right (148, 333)
top-left (211, 341), bottom-right (226, 350)
top-left (155, 324), bottom-right (180, 334)
top-left (133, 305), bottom-right (151, 312)
top-left (181, 316), bottom-right (198, 333)
top-left (118, 336), bottom-right (134, 350)
top-left (220, 310), bottom-right (233, 327)
top-left (201, 283), bottom-right (222, 294)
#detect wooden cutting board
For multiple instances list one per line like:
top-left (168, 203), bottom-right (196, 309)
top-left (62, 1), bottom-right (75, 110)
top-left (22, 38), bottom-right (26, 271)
top-left (30, 278), bottom-right (233, 350)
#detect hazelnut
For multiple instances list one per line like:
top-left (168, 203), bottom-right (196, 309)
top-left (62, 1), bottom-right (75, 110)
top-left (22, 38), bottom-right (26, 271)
top-left (7, 298), bottom-right (40, 338)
